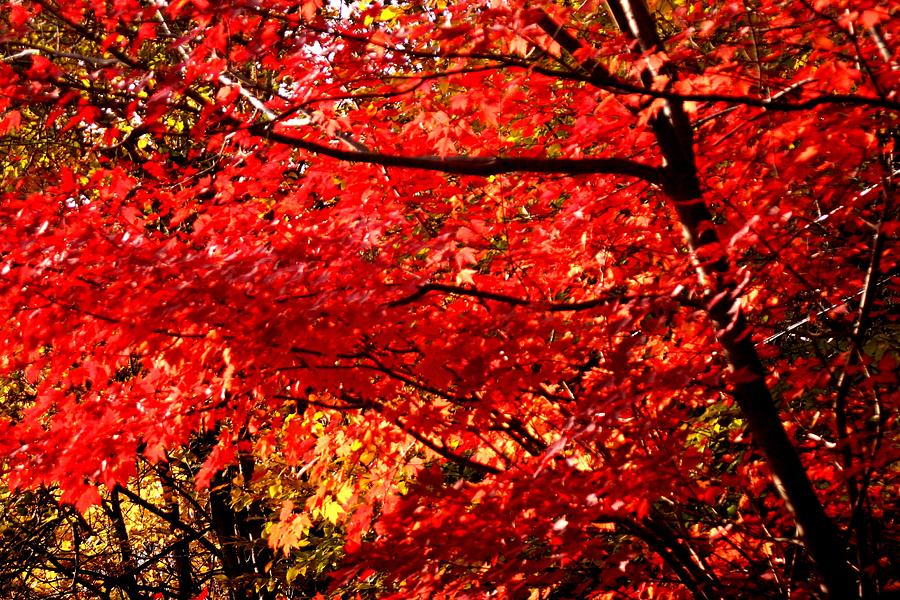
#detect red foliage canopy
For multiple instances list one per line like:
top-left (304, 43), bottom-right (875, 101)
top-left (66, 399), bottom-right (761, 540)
top-left (0, 0), bottom-right (897, 597)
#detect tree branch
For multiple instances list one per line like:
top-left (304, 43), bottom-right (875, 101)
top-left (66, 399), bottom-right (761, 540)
top-left (252, 125), bottom-right (663, 182)
top-left (387, 282), bottom-right (688, 312)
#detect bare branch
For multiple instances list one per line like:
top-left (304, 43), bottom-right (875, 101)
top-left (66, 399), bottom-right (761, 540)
top-left (253, 125), bottom-right (663, 181)
top-left (387, 282), bottom-right (685, 312)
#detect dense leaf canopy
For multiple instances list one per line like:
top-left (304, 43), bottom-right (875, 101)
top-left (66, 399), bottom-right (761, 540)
top-left (0, 0), bottom-right (897, 598)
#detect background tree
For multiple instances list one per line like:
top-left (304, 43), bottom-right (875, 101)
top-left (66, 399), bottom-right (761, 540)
top-left (0, 379), bottom-right (349, 599)
top-left (1, 0), bottom-right (897, 598)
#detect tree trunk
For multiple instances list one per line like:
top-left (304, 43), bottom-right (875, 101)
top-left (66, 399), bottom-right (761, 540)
top-left (207, 444), bottom-right (277, 600)
top-left (158, 462), bottom-right (197, 600)
top-left (107, 486), bottom-right (146, 600)
top-left (603, 1), bottom-right (859, 597)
